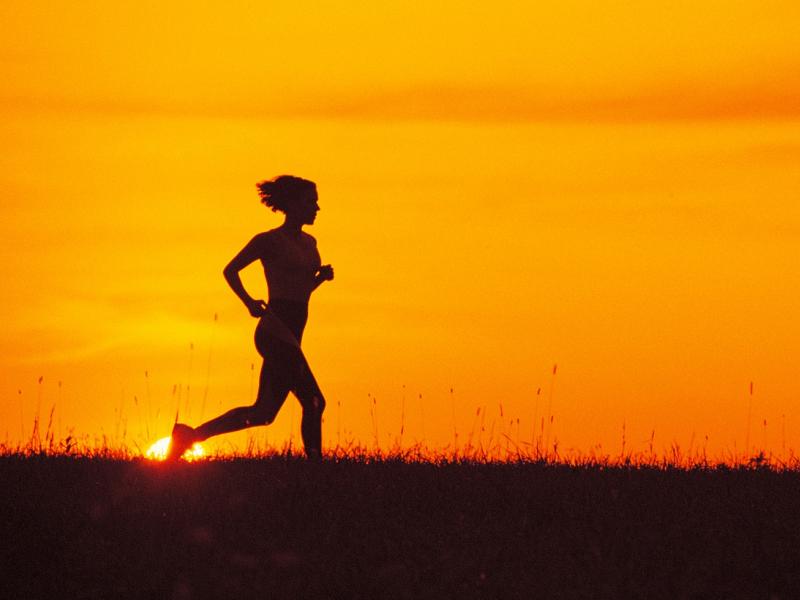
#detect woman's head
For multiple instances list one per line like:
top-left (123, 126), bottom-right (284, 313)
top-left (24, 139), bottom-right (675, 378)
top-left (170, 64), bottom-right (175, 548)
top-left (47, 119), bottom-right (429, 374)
top-left (256, 176), bottom-right (318, 220)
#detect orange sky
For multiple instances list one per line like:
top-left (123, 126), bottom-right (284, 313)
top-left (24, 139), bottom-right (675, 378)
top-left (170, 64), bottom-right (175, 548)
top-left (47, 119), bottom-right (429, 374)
top-left (2, 1), bottom-right (800, 460)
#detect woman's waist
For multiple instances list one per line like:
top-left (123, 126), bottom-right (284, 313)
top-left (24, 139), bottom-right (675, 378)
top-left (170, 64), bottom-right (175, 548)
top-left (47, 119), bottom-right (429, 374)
top-left (268, 297), bottom-right (309, 312)
top-left (264, 297), bottom-right (308, 339)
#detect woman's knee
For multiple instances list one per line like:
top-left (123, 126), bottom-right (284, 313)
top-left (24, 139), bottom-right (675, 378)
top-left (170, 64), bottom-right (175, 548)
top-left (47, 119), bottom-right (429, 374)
top-left (249, 404), bottom-right (278, 425)
top-left (302, 393), bottom-right (326, 415)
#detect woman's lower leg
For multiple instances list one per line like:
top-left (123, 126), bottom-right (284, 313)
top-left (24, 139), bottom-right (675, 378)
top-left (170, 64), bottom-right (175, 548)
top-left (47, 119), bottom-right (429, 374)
top-left (195, 405), bottom-right (270, 441)
top-left (300, 395), bottom-right (324, 458)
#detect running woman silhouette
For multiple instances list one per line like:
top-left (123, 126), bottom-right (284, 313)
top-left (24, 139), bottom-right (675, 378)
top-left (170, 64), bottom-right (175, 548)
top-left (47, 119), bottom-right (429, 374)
top-left (167, 175), bottom-right (333, 460)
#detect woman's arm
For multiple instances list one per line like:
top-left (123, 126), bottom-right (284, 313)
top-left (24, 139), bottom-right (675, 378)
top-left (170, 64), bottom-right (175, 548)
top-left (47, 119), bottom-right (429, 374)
top-left (223, 234), bottom-right (270, 317)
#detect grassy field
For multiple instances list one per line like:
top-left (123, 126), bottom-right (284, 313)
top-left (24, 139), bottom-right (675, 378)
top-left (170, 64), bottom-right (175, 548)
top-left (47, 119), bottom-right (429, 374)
top-left (3, 453), bottom-right (800, 599)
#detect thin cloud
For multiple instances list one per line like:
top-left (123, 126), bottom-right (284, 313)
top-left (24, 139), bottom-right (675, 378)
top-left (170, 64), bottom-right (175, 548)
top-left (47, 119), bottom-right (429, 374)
top-left (3, 79), bottom-right (800, 123)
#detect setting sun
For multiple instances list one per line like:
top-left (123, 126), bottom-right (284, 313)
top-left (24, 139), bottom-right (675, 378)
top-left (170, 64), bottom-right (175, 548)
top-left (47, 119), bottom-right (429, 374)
top-left (145, 437), bottom-right (205, 462)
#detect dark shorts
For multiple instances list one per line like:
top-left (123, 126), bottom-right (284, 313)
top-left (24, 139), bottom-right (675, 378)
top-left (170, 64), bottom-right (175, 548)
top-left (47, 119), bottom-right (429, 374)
top-left (253, 300), bottom-right (323, 411)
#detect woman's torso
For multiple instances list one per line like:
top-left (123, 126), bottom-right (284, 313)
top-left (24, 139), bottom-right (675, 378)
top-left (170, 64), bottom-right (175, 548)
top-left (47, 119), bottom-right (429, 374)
top-left (260, 228), bottom-right (321, 304)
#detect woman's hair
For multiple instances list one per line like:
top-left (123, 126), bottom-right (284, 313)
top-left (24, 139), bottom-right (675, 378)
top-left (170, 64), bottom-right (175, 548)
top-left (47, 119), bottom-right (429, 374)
top-left (256, 175), bottom-right (316, 213)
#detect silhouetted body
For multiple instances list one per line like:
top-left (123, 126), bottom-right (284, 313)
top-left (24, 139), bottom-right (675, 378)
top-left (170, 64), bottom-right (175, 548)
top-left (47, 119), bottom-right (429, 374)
top-left (168, 176), bottom-right (333, 460)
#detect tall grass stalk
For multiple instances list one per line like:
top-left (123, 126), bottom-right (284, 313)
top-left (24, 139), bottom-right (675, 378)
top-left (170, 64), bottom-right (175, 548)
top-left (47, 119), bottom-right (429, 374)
top-left (532, 386), bottom-right (541, 450)
top-left (368, 393), bottom-right (379, 451)
top-left (200, 313), bottom-right (218, 422)
top-left (185, 342), bottom-right (194, 421)
top-left (745, 381), bottom-right (753, 455)
top-left (399, 389), bottom-right (406, 450)
top-left (18, 389), bottom-right (24, 442)
top-left (451, 387), bottom-right (458, 456)
top-left (544, 363), bottom-right (557, 453)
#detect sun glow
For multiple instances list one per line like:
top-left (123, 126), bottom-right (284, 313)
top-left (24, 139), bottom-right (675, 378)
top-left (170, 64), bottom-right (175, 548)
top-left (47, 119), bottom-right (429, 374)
top-left (145, 436), bottom-right (205, 461)
top-left (3, 1), bottom-right (800, 460)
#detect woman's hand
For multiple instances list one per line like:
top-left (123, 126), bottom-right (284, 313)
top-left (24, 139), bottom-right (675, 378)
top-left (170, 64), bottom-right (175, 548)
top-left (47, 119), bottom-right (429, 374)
top-left (317, 264), bottom-right (334, 282)
top-left (246, 298), bottom-right (268, 318)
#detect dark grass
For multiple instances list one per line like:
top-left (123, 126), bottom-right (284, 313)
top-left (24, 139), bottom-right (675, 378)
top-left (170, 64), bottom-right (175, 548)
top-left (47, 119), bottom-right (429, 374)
top-left (3, 455), bottom-right (800, 599)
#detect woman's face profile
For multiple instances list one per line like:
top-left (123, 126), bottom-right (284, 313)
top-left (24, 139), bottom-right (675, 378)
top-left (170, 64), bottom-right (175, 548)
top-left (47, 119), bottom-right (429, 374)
top-left (292, 188), bottom-right (320, 225)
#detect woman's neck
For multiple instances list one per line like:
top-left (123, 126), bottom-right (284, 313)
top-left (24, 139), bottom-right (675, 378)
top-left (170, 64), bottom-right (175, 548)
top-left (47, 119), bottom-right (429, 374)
top-left (280, 216), bottom-right (304, 235)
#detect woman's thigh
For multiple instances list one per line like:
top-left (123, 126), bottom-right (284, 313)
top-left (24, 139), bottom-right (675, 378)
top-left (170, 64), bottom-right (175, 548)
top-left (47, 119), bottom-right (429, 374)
top-left (257, 333), bottom-right (323, 409)
top-left (254, 349), bottom-right (293, 421)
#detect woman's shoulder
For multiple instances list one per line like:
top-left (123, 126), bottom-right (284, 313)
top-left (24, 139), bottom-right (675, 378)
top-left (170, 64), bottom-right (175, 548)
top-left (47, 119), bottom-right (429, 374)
top-left (244, 229), bottom-right (281, 254)
top-left (252, 228), bottom-right (284, 243)
top-left (254, 228), bottom-right (316, 248)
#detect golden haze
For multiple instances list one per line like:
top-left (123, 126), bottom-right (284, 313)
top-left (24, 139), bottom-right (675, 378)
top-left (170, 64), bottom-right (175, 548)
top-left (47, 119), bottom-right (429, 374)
top-left (2, 1), bottom-right (800, 459)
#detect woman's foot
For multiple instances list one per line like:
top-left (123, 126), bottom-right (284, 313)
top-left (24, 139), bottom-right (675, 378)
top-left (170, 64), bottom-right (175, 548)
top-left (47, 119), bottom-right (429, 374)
top-left (165, 423), bottom-right (197, 461)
